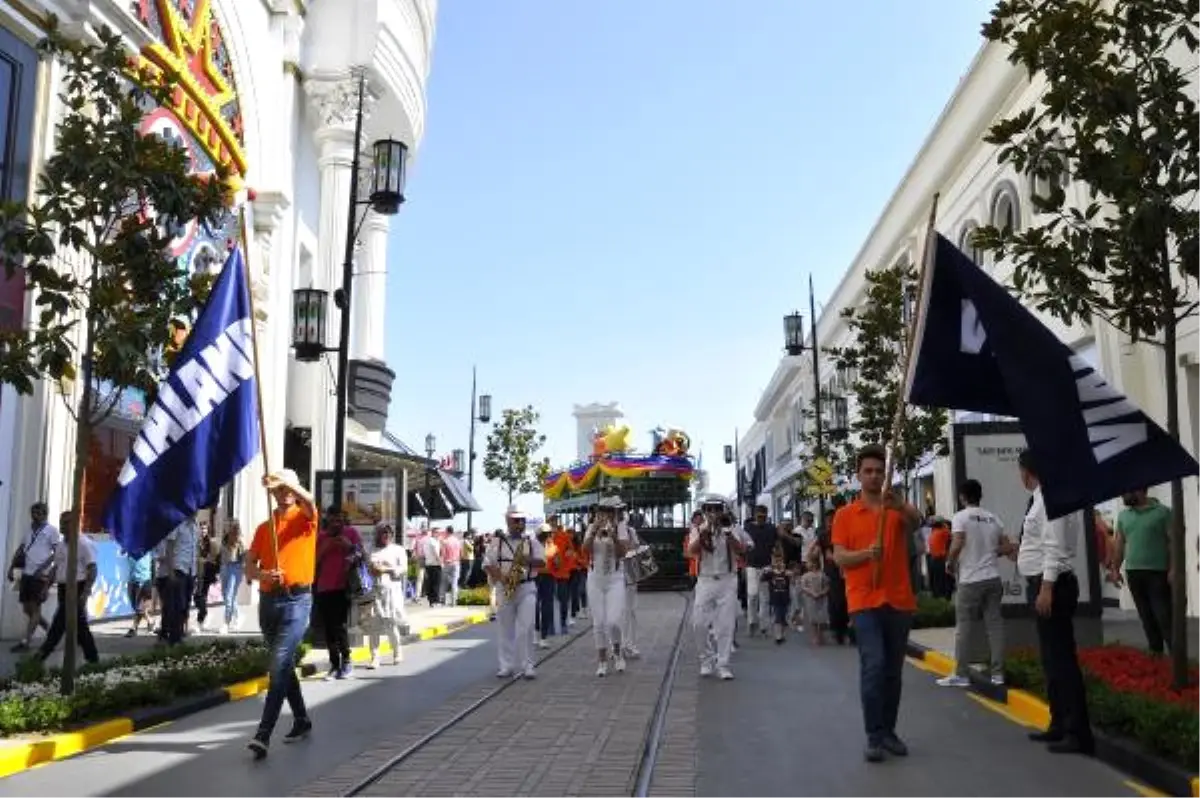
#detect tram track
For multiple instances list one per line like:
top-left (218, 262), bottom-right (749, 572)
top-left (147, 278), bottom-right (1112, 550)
top-left (340, 590), bottom-right (694, 798)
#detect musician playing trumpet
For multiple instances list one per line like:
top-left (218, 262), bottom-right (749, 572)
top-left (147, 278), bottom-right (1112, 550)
top-left (584, 496), bottom-right (631, 677)
top-left (687, 495), bottom-right (750, 680)
top-left (484, 505), bottom-right (545, 680)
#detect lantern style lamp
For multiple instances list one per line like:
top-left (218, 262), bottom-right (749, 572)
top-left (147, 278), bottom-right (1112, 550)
top-left (369, 139), bottom-right (408, 215)
top-left (425, 433), bottom-right (436, 459)
top-left (828, 395), bottom-right (850, 438)
top-left (452, 448), bottom-right (465, 475)
top-left (783, 311), bottom-right (805, 356)
top-left (478, 393), bottom-right (492, 424)
top-left (292, 287), bottom-right (330, 362)
top-left (723, 445), bottom-right (734, 464)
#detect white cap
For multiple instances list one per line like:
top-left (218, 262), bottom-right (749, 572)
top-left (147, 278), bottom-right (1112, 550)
top-left (506, 504), bottom-right (526, 518)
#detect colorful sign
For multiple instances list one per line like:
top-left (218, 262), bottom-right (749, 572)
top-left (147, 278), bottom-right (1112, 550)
top-left (543, 454), bottom-right (695, 500)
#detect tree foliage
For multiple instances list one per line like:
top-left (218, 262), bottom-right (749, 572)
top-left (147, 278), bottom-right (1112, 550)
top-left (794, 400), bottom-right (854, 485)
top-left (483, 405), bottom-right (551, 505)
top-left (0, 20), bottom-right (229, 694)
top-left (825, 262), bottom-right (949, 477)
top-left (974, 0), bottom-right (1197, 688)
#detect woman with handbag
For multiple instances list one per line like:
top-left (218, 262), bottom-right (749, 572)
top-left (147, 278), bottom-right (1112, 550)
top-left (364, 524), bottom-right (407, 668)
top-left (6, 502), bottom-right (60, 652)
top-left (315, 513), bottom-right (363, 680)
top-left (219, 521), bottom-right (247, 633)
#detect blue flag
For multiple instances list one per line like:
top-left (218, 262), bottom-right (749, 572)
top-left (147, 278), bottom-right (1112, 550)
top-left (906, 233), bottom-right (1198, 519)
top-left (103, 248), bottom-right (261, 557)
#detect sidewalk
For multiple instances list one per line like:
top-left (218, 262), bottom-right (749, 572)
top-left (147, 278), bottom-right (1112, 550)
top-left (0, 600), bottom-right (489, 678)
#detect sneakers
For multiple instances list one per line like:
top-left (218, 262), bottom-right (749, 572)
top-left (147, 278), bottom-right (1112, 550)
top-left (283, 717), bottom-right (312, 744)
top-left (125, 628), bottom-right (137, 638)
top-left (881, 734), bottom-right (908, 756)
top-left (623, 646), bottom-right (641, 659)
top-left (248, 736), bottom-right (269, 760)
top-left (322, 669), bottom-right (338, 682)
top-left (699, 662), bottom-right (714, 677)
top-left (717, 666), bottom-right (734, 680)
top-left (522, 665), bottom-right (537, 680)
top-left (864, 743), bottom-right (884, 763)
top-left (936, 675), bottom-right (971, 688)
top-left (613, 654), bottom-right (627, 673)
top-left (991, 673), bottom-right (1005, 686)
top-left (218, 623), bottom-right (230, 635)
top-left (537, 638), bottom-right (549, 650)
top-left (496, 669), bottom-right (513, 678)
top-left (366, 657), bottom-right (380, 670)
top-left (596, 660), bottom-right (609, 678)
top-left (336, 664), bottom-right (354, 680)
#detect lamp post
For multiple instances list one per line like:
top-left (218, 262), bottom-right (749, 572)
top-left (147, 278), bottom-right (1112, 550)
top-left (724, 432), bottom-right (742, 524)
top-left (424, 433), bottom-right (436, 525)
top-left (465, 366), bottom-right (492, 533)
top-left (290, 70), bottom-right (408, 513)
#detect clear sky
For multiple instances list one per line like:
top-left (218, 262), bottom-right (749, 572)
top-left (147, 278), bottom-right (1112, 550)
top-left (384, 0), bottom-right (995, 531)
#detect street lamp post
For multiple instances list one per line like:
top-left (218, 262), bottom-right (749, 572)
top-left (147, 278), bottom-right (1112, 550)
top-left (290, 70), bottom-right (408, 513)
top-left (424, 433), bottom-right (437, 525)
top-left (465, 366), bottom-right (492, 533)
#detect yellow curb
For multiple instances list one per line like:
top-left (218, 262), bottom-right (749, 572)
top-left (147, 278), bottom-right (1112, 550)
top-left (341, 612), bottom-right (489, 663)
top-left (0, 718), bottom-right (133, 779)
top-left (1125, 779), bottom-right (1169, 797)
top-left (1005, 688), bottom-right (1051, 731)
top-left (1191, 776), bottom-right (1198, 797)
top-left (923, 650), bottom-right (955, 677)
top-left (224, 675), bottom-right (269, 701)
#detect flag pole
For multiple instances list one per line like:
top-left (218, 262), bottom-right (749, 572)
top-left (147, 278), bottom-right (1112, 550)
top-left (236, 200), bottom-right (280, 564)
top-left (872, 193), bottom-right (940, 588)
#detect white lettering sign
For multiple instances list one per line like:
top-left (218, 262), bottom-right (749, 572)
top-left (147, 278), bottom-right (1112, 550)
top-left (1069, 355), bottom-right (1147, 463)
top-left (960, 299), bottom-right (987, 354)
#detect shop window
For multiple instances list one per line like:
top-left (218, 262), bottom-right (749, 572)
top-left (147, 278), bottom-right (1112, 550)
top-left (0, 28), bottom-right (37, 332)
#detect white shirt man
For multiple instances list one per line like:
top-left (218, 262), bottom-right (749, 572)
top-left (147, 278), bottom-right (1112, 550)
top-left (687, 502), bottom-right (749, 680)
top-left (938, 479), bottom-right (1010, 687)
top-left (9, 503), bottom-right (62, 650)
top-left (484, 508), bottom-right (545, 679)
top-left (36, 515), bottom-right (100, 665)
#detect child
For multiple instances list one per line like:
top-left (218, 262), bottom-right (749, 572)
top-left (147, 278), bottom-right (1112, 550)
top-left (799, 548), bottom-right (829, 646)
top-left (788, 559), bottom-right (805, 630)
top-left (763, 551), bottom-right (792, 644)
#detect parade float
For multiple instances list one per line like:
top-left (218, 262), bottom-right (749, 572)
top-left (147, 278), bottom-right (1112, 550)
top-left (543, 424), bottom-right (696, 590)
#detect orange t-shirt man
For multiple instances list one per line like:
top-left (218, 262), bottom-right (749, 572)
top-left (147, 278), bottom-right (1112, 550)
top-left (250, 503), bottom-right (319, 590)
top-left (831, 499), bottom-right (917, 615)
top-left (546, 528), bottom-right (577, 581)
top-left (928, 522), bottom-right (951, 560)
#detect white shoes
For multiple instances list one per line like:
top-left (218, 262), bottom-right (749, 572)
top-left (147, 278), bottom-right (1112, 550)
top-left (613, 654), bottom-right (627, 673)
top-left (936, 675), bottom-right (970, 688)
top-left (367, 657), bottom-right (381, 670)
top-left (596, 660), bottom-right (609, 677)
top-left (623, 646), bottom-right (641, 659)
top-left (699, 662), bottom-right (714, 677)
top-left (718, 666), bottom-right (734, 680)
top-left (537, 638), bottom-right (549, 650)
top-left (218, 623), bottom-right (230, 635)
top-left (523, 665), bottom-right (537, 680)
top-left (497, 669), bottom-right (513, 678)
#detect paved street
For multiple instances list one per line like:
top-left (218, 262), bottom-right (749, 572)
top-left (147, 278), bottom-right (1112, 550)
top-left (693, 627), bottom-right (1139, 797)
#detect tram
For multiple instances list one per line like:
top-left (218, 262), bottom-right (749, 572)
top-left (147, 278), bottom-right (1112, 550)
top-left (542, 426), bottom-right (696, 591)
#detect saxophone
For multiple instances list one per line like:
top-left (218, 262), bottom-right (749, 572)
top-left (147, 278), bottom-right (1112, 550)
top-left (503, 538), bottom-right (528, 601)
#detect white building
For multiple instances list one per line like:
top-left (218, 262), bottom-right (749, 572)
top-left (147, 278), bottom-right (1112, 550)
top-left (572, 402), bottom-right (624, 462)
top-left (0, 0), bottom-right (448, 636)
top-left (743, 37), bottom-right (1199, 615)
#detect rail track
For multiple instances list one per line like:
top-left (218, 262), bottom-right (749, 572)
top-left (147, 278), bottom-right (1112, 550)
top-left (340, 591), bottom-right (693, 798)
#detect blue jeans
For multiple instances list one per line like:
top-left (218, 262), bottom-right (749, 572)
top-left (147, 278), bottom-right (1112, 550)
top-left (221, 562), bottom-right (244, 625)
top-left (256, 589), bottom-right (312, 741)
top-left (853, 605), bottom-right (912, 745)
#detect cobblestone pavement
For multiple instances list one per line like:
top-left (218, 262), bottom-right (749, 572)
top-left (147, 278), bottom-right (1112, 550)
top-left (295, 592), bottom-right (693, 798)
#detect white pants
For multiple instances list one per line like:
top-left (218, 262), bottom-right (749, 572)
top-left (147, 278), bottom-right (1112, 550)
top-left (694, 575), bottom-right (737, 668)
top-left (496, 585), bottom-right (536, 673)
top-left (587, 570), bottom-right (626, 652)
top-left (622, 581), bottom-right (638, 651)
top-left (442, 562), bottom-right (460, 607)
top-left (745, 566), bottom-right (771, 629)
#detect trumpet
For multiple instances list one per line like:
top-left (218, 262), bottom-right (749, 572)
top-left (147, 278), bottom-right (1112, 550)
top-left (700, 511), bottom-right (720, 552)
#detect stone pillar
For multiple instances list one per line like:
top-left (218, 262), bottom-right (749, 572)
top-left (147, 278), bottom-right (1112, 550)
top-left (352, 212), bottom-right (390, 362)
top-left (303, 74), bottom-right (376, 496)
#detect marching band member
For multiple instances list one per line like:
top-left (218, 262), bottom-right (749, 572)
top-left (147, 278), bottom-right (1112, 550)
top-left (687, 496), bottom-right (749, 680)
top-left (584, 496), bottom-right (630, 676)
top-left (618, 507), bottom-right (643, 660)
top-left (484, 506), bottom-right (545, 680)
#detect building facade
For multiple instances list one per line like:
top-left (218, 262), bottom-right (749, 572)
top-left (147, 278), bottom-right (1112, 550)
top-left (0, 0), bottom-right (438, 636)
top-left (743, 37), bottom-right (1199, 614)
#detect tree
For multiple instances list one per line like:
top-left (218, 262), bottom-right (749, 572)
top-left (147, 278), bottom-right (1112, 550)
top-left (825, 262), bottom-right (949, 488)
top-left (973, 0), bottom-right (1197, 687)
top-left (0, 20), bottom-right (228, 694)
top-left (794, 400), bottom-right (855, 497)
top-left (483, 405), bottom-right (551, 506)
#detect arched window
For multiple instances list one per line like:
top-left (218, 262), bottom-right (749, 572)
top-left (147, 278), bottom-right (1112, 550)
top-left (990, 183), bottom-right (1021, 234)
top-left (958, 221), bottom-right (982, 264)
top-left (1029, 134), bottom-right (1070, 206)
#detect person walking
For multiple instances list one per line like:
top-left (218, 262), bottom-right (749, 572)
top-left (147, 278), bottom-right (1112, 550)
top-left (1017, 450), bottom-right (1094, 756)
top-left (441, 527), bottom-right (463, 607)
top-left (584, 497), bottom-right (630, 676)
top-left (125, 550), bottom-right (154, 638)
top-left (484, 506), bottom-right (544, 679)
top-left (161, 516), bottom-right (198, 645)
top-left (741, 504), bottom-right (778, 637)
top-left (246, 469), bottom-right (318, 760)
top-left (35, 510), bottom-right (99, 666)
top-left (938, 479), bottom-right (1011, 688)
top-left (832, 444), bottom-right (921, 763)
top-left (219, 521), bottom-right (247, 634)
top-left (315, 513), bottom-right (363, 680)
top-left (194, 522), bottom-right (221, 631)
top-left (421, 529), bottom-right (444, 607)
top-left (7, 502), bottom-right (60, 652)
top-left (688, 496), bottom-right (748, 680)
top-left (1112, 488), bottom-right (1173, 655)
top-left (364, 524), bottom-right (408, 668)
top-left (546, 517), bottom-right (577, 631)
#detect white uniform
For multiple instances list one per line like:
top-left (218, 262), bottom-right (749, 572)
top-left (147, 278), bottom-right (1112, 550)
top-left (484, 533), bottom-right (544, 676)
top-left (585, 522), bottom-right (626, 653)
top-left (619, 522), bottom-right (641, 655)
top-left (690, 522), bottom-right (746, 674)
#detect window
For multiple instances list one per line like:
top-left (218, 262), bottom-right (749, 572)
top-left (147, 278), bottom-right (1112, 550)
top-left (0, 28), bottom-right (36, 333)
top-left (1029, 134), bottom-right (1070, 206)
top-left (958, 222), bottom-right (982, 264)
top-left (990, 183), bottom-right (1021, 234)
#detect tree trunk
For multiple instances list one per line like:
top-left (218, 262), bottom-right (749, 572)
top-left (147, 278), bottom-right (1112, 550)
top-left (1161, 308), bottom-right (1190, 689)
top-left (62, 334), bottom-right (97, 696)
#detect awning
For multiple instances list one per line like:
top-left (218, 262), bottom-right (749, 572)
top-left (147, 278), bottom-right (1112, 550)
top-left (439, 469), bottom-right (483, 513)
top-left (347, 438), bottom-right (483, 521)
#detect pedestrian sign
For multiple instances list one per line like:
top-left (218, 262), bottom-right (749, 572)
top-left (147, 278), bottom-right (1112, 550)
top-left (803, 457), bottom-right (837, 497)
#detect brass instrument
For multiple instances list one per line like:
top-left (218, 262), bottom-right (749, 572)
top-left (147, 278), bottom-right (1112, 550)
top-left (502, 538), bottom-right (528, 601)
top-left (700, 511), bottom-right (719, 552)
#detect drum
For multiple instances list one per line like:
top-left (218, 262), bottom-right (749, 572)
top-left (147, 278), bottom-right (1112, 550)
top-left (624, 544), bottom-right (660, 584)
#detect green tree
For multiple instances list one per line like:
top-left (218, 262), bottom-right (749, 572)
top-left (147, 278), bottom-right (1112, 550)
top-left (483, 405), bottom-right (551, 505)
top-left (973, 0), bottom-right (1197, 686)
top-left (0, 20), bottom-right (227, 694)
top-left (794, 400), bottom-right (855, 495)
top-left (826, 262), bottom-right (949, 487)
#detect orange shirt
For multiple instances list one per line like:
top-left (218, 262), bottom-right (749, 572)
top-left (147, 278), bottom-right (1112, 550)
top-left (831, 499), bottom-right (916, 614)
top-left (249, 504), bottom-right (318, 590)
top-left (574, 543), bottom-right (590, 571)
top-left (546, 529), bottom-right (576, 580)
top-left (928, 525), bottom-right (951, 559)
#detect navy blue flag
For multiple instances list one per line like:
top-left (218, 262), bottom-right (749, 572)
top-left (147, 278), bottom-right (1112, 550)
top-left (103, 248), bottom-right (260, 557)
top-left (906, 233), bottom-right (1198, 519)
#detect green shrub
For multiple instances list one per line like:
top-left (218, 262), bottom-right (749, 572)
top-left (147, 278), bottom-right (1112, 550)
top-left (457, 586), bottom-right (491, 607)
top-left (912, 593), bottom-right (955, 629)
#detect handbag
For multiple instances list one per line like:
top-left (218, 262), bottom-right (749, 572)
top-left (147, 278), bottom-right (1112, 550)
top-left (347, 547), bottom-right (376, 603)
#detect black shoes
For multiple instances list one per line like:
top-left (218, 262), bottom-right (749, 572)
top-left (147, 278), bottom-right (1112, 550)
top-left (249, 718), bottom-right (312, 760)
top-left (283, 717), bottom-right (313, 743)
top-left (1028, 729), bottom-right (1064, 743)
top-left (247, 736), bottom-right (269, 760)
top-left (1047, 736), bottom-right (1094, 756)
top-left (864, 743), bottom-right (884, 762)
top-left (865, 733), bottom-right (908, 762)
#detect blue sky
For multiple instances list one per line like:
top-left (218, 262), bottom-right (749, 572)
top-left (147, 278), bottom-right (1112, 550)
top-left (384, 0), bottom-right (994, 530)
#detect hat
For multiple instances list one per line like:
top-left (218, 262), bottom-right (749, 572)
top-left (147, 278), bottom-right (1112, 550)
top-left (265, 469), bottom-right (312, 502)
top-left (598, 495), bottom-right (625, 510)
top-left (506, 504), bottom-right (526, 519)
top-left (539, 522), bottom-right (552, 533)
top-left (699, 493), bottom-right (727, 508)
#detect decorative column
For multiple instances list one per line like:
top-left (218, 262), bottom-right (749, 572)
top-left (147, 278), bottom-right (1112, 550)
top-left (352, 212), bottom-right (390, 362)
top-left (303, 74), bottom-right (376, 496)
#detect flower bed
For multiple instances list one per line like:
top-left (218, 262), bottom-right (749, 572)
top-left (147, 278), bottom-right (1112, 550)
top-left (1006, 645), bottom-right (1199, 771)
top-left (0, 640), bottom-right (271, 736)
top-left (457, 586), bottom-right (491, 606)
